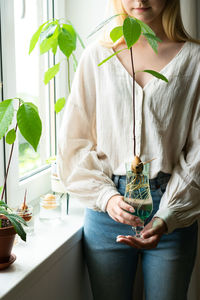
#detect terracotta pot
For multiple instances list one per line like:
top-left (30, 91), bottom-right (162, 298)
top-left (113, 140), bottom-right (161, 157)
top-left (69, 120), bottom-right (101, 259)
top-left (0, 223), bottom-right (16, 263)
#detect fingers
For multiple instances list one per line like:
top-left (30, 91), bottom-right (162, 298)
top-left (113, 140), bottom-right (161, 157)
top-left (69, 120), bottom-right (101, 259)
top-left (106, 195), bottom-right (143, 226)
top-left (116, 234), bottom-right (160, 249)
top-left (141, 218), bottom-right (167, 239)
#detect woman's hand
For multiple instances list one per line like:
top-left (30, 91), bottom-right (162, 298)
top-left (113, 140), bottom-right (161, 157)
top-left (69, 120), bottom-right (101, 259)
top-left (116, 217), bottom-right (167, 249)
top-left (106, 195), bottom-right (143, 227)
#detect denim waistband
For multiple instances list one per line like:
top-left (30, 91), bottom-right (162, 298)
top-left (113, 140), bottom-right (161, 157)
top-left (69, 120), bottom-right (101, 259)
top-left (112, 171), bottom-right (171, 191)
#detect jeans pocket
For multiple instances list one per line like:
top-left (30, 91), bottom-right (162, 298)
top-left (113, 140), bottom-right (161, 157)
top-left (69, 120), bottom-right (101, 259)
top-left (158, 182), bottom-right (168, 196)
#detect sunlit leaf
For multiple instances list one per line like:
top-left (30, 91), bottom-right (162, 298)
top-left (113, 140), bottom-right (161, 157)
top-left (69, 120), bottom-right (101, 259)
top-left (66, 20), bottom-right (85, 49)
top-left (44, 63), bottom-right (60, 84)
top-left (98, 48), bottom-right (127, 66)
top-left (40, 23), bottom-right (58, 43)
top-left (25, 102), bottom-right (39, 113)
top-left (0, 99), bottom-right (14, 140)
top-left (88, 14), bottom-right (122, 38)
top-left (40, 24), bottom-right (59, 55)
top-left (29, 21), bottom-right (48, 54)
top-left (6, 128), bottom-right (16, 144)
top-left (52, 39), bottom-right (58, 55)
top-left (72, 53), bottom-right (78, 72)
top-left (55, 97), bottom-right (66, 113)
top-left (58, 25), bottom-right (76, 58)
top-left (110, 26), bottom-right (123, 43)
top-left (143, 70), bottom-right (168, 82)
top-left (123, 17), bottom-right (141, 49)
top-left (17, 103), bottom-right (42, 151)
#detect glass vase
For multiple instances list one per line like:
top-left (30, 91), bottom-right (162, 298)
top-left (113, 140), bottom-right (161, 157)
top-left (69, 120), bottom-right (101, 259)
top-left (124, 162), bottom-right (153, 238)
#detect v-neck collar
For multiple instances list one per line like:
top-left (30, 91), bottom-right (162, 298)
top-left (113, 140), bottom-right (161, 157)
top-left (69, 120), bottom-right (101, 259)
top-left (107, 42), bottom-right (189, 91)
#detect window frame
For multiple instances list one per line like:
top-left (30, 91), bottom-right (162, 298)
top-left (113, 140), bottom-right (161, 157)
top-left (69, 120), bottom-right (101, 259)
top-left (0, 0), bottom-right (57, 207)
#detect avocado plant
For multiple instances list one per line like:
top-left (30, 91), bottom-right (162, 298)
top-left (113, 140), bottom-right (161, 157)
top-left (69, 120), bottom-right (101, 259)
top-left (90, 14), bottom-right (168, 171)
top-left (29, 19), bottom-right (85, 113)
top-left (0, 97), bottom-right (42, 241)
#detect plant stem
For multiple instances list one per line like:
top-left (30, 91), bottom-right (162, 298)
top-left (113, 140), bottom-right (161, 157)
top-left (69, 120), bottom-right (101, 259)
top-left (1, 123), bottom-right (18, 201)
top-left (130, 47), bottom-right (136, 157)
top-left (1, 100), bottom-right (20, 202)
top-left (67, 58), bottom-right (71, 94)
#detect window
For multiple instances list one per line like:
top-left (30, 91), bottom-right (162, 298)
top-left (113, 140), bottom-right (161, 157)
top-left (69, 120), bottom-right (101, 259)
top-left (0, 0), bottom-right (54, 206)
top-left (0, 0), bottom-right (108, 207)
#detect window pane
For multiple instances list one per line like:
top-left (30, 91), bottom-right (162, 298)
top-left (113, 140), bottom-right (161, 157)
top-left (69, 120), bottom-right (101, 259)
top-left (14, 0), bottom-right (51, 177)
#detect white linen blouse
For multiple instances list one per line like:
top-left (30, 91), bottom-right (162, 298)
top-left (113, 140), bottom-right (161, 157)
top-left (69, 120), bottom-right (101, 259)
top-left (57, 41), bottom-right (200, 233)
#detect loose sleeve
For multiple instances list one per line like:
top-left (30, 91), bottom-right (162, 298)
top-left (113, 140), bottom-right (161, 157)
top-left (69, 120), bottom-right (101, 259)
top-left (57, 47), bottom-right (120, 211)
top-left (155, 86), bottom-right (200, 233)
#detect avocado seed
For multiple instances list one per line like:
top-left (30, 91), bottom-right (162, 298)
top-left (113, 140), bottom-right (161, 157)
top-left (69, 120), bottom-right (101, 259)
top-left (131, 156), bottom-right (143, 174)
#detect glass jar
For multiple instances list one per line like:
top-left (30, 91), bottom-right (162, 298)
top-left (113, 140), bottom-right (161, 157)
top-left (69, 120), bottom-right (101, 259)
top-left (39, 193), bottom-right (61, 220)
top-left (15, 204), bottom-right (34, 235)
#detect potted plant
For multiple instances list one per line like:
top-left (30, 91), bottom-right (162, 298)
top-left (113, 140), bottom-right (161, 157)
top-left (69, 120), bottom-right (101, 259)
top-left (0, 97), bottom-right (42, 268)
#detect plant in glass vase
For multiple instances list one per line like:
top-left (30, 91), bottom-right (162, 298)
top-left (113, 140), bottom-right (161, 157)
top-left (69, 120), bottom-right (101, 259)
top-left (90, 14), bottom-right (168, 237)
top-left (0, 97), bottom-right (42, 267)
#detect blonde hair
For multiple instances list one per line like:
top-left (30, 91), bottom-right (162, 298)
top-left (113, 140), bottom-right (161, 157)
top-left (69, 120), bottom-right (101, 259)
top-left (101, 0), bottom-right (199, 47)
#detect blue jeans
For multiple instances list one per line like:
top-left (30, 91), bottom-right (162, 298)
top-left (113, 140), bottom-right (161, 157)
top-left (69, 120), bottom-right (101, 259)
top-left (83, 173), bottom-right (198, 300)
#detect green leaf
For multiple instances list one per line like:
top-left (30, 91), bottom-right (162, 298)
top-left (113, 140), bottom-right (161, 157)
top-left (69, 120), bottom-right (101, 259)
top-left (143, 33), bottom-right (161, 43)
top-left (40, 23), bottom-right (58, 43)
top-left (52, 39), bottom-right (58, 55)
top-left (98, 48), bottom-right (127, 66)
top-left (72, 53), bottom-right (78, 71)
top-left (58, 25), bottom-right (76, 58)
top-left (0, 188), bottom-right (3, 199)
top-left (143, 70), bottom-right (168, 82)
top-left (29, 21), bottom-right (48, 54)
top-left (135, 19), bottom-right (159, 53)
top-left (6, 128), bottom-right (16, 144)
top-left (88, 14), bottom-right (122, 38)
top-left (123, 17), bottom-right (141, 49)
top-left (143, 33), bottom-right (161, 53)
top-left (0, 208), bottom-right (7, 214)
top-left (67, 20), bottom-right (85, 49)
top-left (110, 26), bottom-right (123, 43)
top-left (6, 215), bottom-right (26, 241)
top-left (76, 32), bottom-right (85, 49)
top-left (135, 18), bottom-right (155, 35)
top-left (25, 102), bottom-right (39, 113)
top-left (55, 97), bottom-right (66, 114)
top-left (0, 200), bottom-right (9, 209)
top-left (40, 24), bottom-right (59, 55)
top-left (44, 63), bottom-right (60, 85)
top-left (17, 103), bottom-right (42, 151)
top-left (8, 213), bottom-right (27, 226)
top-left (0, 99), bottom-right (14, 140)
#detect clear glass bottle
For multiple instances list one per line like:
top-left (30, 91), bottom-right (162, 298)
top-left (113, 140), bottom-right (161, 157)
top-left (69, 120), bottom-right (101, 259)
top-left (15, 205), bottom-right (34, 235)
top-left (39, 193), bottom-right (61, 220)
top-left (124, 162), bottom-right (153, 237)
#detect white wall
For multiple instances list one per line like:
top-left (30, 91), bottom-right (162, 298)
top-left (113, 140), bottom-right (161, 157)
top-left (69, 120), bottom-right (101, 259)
top-left (180, 0), bottom-right (198, 38)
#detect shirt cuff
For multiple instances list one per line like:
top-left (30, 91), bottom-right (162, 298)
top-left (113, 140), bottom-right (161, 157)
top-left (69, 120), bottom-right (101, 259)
top-left (96, 186), bottom-right (120, 212)
top-left (154, 208), bottom-right (181, 234)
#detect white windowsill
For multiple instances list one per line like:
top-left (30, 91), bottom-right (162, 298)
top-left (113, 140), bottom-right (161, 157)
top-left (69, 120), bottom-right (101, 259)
top-left (0, 198), bottom-right (85, 300)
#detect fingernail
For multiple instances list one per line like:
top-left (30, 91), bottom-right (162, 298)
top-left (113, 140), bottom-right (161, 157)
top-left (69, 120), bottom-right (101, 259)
top-left (129, 207), bottom-right (135, 213)
top-left (135, 218), bottom-right (141, 222)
